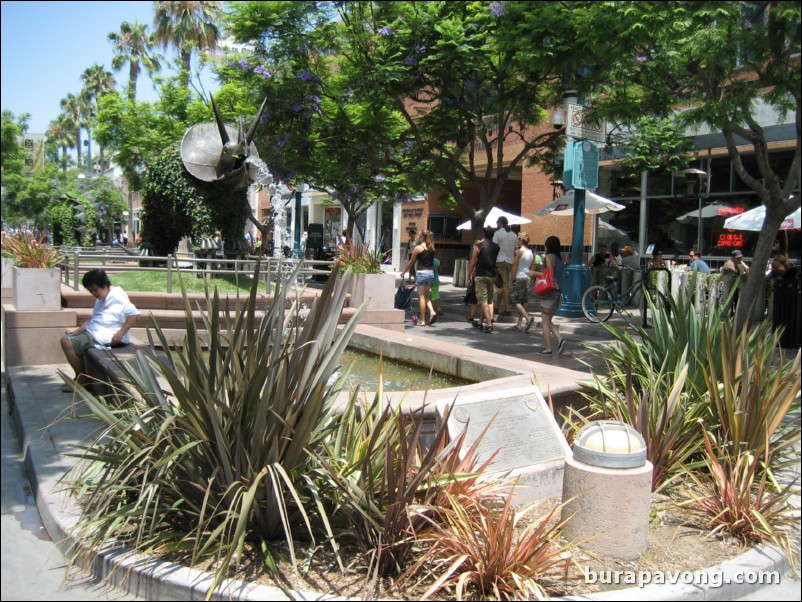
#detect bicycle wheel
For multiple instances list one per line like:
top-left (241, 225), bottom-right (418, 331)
top-left (582, 286), bottom-right (615, 323)
top-left (639, 286), bottom-right (669, 326)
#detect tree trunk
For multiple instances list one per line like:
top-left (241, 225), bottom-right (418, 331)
top-left (733, 201), bottom-right (795, 331)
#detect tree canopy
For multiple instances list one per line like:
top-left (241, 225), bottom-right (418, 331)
top-left (222, 1), bottom-right (588, 235)
top-left (580, 0), bottom-right (801, 330)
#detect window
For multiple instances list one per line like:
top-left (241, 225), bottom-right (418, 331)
top-left (428, 214), bottom-right (462, 240)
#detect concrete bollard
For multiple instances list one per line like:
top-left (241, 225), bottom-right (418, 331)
top-left (561, 421), bottom-right (653, 560)
top-left (561, 455), bottom-right (653, 559)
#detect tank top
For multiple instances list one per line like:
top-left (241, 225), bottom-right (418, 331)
top-left (475, 239), bottom-right (499, 277)
top-left (416, 247), bottom-right (435, 270)
top-left (548, 252), bottom-right (564, 290)
top-left (515, 248), bottom-right (534, 279)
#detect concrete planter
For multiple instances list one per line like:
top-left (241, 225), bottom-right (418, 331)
top-left (2, 257), bottom-right (14, 287)
top-left (12, 267), bottom-right (62, 311)
top-left (349, 272), bottom-right (396, 310)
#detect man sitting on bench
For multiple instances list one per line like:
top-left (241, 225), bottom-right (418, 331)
top-left (60, 269), bottom-right (140, 392)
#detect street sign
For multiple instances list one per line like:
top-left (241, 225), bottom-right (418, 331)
top-left (566, 104), bottom-right (606, 144)
top-left (572, 140), bottom-right (599, 190)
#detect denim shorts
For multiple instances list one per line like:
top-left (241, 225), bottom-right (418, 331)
top-left (415, 270), bottom-right (435, 286)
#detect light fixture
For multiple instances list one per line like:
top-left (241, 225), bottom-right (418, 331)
top-left (550, 108), bottom-right (566, 130)
top-left (572, 420), bottom-right (647, 468)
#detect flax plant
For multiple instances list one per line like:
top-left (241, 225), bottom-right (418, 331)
top-left (1, 231), bottom-right (65, 267)
top-left (681, 320), bottom-right (801, 566)
top-left (315, 393), bottom-right (502, 579)
top-left (704, 320), bottom-right (801, 471)
top-left (66, 264), bottom-right (364, 597)
top-left (681, 427), bottom-right (800, 566)
top-left (398, 490), bottom-right (576, 601)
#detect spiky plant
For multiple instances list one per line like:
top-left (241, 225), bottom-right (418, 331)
top-left (66, 263), bottom-right (364, 596)
top-left (681, 427), bottom-right (800, 567)
top-left (313, 374), bottom-right (509, 582)
top-left (704, 320), bottom-right (801, 472)
top-left (398, 491), bottom-right (576, 601)
top-left (1, 232), bottom-right (65, 268)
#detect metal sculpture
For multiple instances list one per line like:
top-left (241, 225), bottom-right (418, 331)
top-left (180, 95), bottom-right (267, 190)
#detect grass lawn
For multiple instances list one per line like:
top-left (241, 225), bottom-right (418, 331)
top-left (109, 270), bottom-right (263, 294)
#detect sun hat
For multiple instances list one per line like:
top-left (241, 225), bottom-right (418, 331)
top-left (731, 249), bottom-right (743, 258)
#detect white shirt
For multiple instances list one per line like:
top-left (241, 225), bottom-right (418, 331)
top-left (85, 286), bottom-right (140, 345)
top-left (515, 248), bottom-right (534, 279)
top-left (493, 229), bottom-right (518, 263)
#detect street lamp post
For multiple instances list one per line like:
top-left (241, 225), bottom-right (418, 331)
top-left (554, 89), bottom-right (595, 318)
top-left (678, 168), bottom-right (709, 253)
top-left (83, 129), bottom-right (91, 178)
top-left (293, 188), bottom-right (304, 258)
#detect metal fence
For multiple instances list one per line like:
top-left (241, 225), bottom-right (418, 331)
top-left (59, 247), bottom-right (336, 293)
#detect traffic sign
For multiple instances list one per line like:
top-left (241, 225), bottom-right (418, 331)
top-left (566, 104), bottom-right (606, 143)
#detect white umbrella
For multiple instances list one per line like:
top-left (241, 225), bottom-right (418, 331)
top-left (675, 203), bottom-right (737, 223)
top-left (534, 190), bottom-right (625, 216)
top-left (723, 205), bottom-right (801, 231)
top-left (456, 206), bottom-right (532, 230)
top-left (598, 219), bottom-right (628, 238)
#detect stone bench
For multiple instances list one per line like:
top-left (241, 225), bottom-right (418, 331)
top-left (83, 337), bottom-right (175, 401)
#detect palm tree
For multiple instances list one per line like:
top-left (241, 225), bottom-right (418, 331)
top-left (81, 65), bottom-right (117, 169)
top-left (108, 20), bottom-right (162, 101)
top-left (59, 93), bottom-right (90, 164)
top-left (153, 1), bottom-right (222, 89)
top-left (46, 115), bottom-right (76, 171)
top-left (80, 64), bottom-right (116, 106)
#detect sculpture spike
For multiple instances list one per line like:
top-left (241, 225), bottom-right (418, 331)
top-left (245, 97), bottom-right (268, 146)
top-left (210, 94), bottom-right (231, 145)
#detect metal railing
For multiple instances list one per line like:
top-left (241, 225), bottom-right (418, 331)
top-left (59, 247), bottom-right (335, 293)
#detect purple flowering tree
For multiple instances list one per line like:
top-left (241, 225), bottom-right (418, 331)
top-left (224, 1), bottom-right (589, 239)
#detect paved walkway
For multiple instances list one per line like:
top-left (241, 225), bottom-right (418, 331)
top-left (1, 275), bottom-right (799, 600)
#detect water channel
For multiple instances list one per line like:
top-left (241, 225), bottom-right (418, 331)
top-left (338, 348), bottom-right (473, 392)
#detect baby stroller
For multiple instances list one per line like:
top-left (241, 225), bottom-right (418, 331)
top-left (394, 282), bottom-right (418, 324)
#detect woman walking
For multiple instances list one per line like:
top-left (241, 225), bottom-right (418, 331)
top-left (530, 235), bottom-right (566, 356)
top-left (510, 232), bottom-right (535, 331)
top-left (403, 229), bottom-right (438, 326)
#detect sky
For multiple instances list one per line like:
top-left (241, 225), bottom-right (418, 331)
top-left (1, 1), bottom-right (218, 135)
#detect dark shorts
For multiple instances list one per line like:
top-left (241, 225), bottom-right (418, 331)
top-left (509, 277), bottom-right (531, 305)
top-left (538, 290), bottom-right (563, 313)
top-left (475, 276), bottom-right (495, 305)
top-left (68, 332), bottom-right (96, 356)
top-left (496, 262), bottom-right (513, 289)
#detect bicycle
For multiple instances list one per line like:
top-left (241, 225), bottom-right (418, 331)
top-left (581, 267), bottom-right (670, 325)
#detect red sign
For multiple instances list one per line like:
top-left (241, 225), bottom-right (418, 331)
top-left (717, 206), bottom-right (745, 216)
top-left (717, 232), bottom-right (745, 248)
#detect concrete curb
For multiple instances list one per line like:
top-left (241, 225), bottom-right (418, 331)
top-left (7, 363), bottom-right (797, 601)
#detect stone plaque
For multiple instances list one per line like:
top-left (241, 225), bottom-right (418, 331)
top-left (436, 386), bottom-right (570, 473)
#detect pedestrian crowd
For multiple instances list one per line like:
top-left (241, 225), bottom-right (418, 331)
top-left (402, 216), bottom-right (570, 357)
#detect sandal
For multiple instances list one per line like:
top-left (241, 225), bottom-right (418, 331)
top-left (525, 317), bottom-right (535, 332)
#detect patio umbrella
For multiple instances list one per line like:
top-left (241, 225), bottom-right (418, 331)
top-left (597, 219), bottom-right (628, 238)
top-left (456, 206), bottom-right (532, 230)
top-left (675, 203), bottom-right (738, 223)
top-left (534, 190), bottom-right (625, 216)
top-left (722, 205), bottom-right (801, 231)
